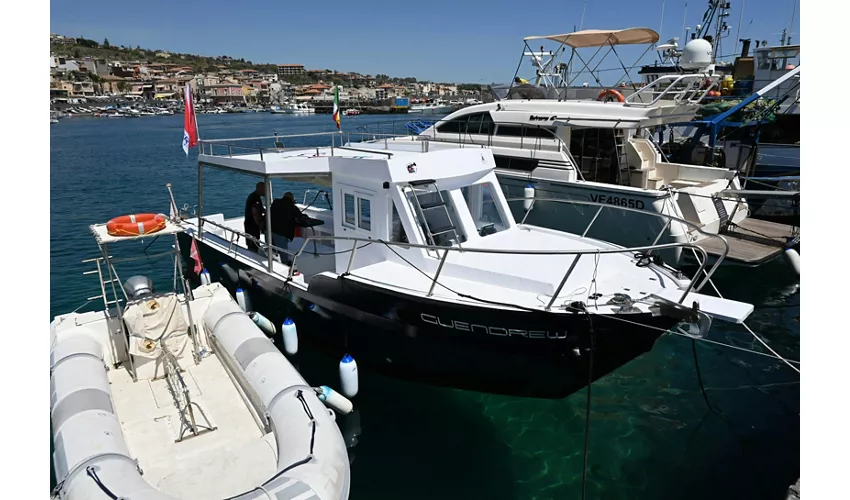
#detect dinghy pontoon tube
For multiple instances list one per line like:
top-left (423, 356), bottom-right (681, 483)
top-left (50, 301), bottom-right (350, 500)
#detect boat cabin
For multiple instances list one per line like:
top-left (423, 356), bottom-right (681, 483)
top-left (192, 142), bottom-right (520, 282)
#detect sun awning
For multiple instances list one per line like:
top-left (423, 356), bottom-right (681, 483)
top-left (155, 92), bottom-right (176, 99)
top-left (524, 28), bottom-right (660, 48)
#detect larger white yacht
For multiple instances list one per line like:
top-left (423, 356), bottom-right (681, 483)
top-left (355, 32), bottom-right (799, 272)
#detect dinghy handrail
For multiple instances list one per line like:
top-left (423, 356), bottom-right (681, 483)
top-left (194, 193), bottom-right (725, 305)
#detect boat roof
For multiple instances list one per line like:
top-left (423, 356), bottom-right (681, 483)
top-left (434, 99), bottom-right (700, 128)
top-left (197, 144), bottom-right (497, 182)
top-left (524, 28), bottom-right (660, 48)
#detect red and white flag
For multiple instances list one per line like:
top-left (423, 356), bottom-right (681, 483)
top-left (189, 238), bottom-right (203, 275)
top-left (182, 82), bottom-right (198, 155)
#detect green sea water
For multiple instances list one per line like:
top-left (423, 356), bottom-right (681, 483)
top-left (50, 113), bottom-right (800, 499)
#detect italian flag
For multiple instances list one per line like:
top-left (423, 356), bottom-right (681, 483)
top-left (332, 86), bottom-right (340, 130)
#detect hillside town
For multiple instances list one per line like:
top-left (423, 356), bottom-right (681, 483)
top-left (50, 33), bottom-right (486, 112)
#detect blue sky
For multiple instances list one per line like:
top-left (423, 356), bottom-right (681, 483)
top-left (50, 0), bottom-right (799, 83)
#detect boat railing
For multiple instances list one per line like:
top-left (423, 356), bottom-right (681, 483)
top-left (623, 74), bottom-right (718, 108)
top-left (192, 197), bottom-right (728, 309)
top-left (198, 122), bottom-right (582, 175)
top-left (352, 118), bottom-right (585, 178)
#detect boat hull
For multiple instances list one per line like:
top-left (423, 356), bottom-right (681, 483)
top-left (179, 233), bottom-right (678, 399)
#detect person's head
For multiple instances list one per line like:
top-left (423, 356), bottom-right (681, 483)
top-left (283, 192), bottom-right (295, 203)
top-left (255, 182), bottom-right (265, 196)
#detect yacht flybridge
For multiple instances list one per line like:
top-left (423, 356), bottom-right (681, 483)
top-left (174, 135), bottom-right (753, 399)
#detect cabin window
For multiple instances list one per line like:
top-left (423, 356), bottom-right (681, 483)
top-left (390, 200), bottom-right (408, 243)
top-left (569, 127), bottom-right (619, 184)
top-left (495, 125), bottom-right (557, 139)
top-left (436, 116), bottom-right (467, 134)
top-left (342, 191), bottom-right (372, 232)
top-left (461, 182), bottom-right (508, 237)
top-left (465, 112), bottom-right (495, 135)
top-left (358, 198), bottom-right (371, 231)
top-left (343, 193), bottom-right (356, 227)
top-left (494, 155), bottom-right (538, 172)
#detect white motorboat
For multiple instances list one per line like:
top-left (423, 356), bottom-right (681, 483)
top-left (50, 215), bottom-right (352, 500)
top-left (173, 137), bottom-right (753, 399)
top-left (273, 102), bottom-right (316, 115)
top-left (409, 100), bottom-right (453, 114)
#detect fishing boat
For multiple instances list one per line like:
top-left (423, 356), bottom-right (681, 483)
top-left (50, 209), bottom-right (352, 500)
top-left (343, 109), bottom-right (361, 116)
top-left (173, 137), bottom-right (753, 399)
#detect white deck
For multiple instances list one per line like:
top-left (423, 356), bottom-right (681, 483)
top-left (350, 226), bottom-right (685, 313)
top-left (109, 354), bottom-right (276, 499)
top-left (51, 286), bottom-right (282, 499)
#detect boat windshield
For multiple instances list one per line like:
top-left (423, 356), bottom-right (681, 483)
top-left (460, 182), bottom-right (509, 237)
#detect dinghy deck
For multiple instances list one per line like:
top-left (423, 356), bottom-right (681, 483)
top-left (108, 354), bottom-right (277, 500)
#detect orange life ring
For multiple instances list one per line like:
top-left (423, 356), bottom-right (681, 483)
top-left (106, 213), bottom-right (167, 237)
top-left (597, 89), bottom-right (625, 103)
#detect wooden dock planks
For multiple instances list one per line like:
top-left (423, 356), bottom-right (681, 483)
top-left (695, 218), bottom-right (798, 265)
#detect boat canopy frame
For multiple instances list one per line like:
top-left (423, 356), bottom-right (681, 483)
top-left (509, 27), bottom-right (662, 98)
top-left (84, 186), bottom-right (201, 382)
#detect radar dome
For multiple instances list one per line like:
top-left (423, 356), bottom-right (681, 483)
top-left (681, 38), bottom-right (713, 70)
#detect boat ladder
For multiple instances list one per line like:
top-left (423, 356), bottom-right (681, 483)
top-left (403, 180), bottom-right (463, 253)
top-left (82, 255), bottom-right (125, 311)
top-left (712, 196), bottom-right (731, 231)
top-left (614, 128), bottom-right (631, 186)
top-left (161, 349), bottom-right (216, 442)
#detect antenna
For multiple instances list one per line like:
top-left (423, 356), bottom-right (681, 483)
top-left (579, 2), bottom-right (588, 30)
top-left (735, 0), bottom-right (746, 54)
top-left (785, 0), bottom-right (798, 45)
top-left (658, 0), bottom-right (666, 49)
top-left (680, 1), bottom-right (689, 45)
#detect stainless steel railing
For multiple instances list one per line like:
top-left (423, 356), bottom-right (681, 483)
top-left (623, 74), bottom-right (718, 107)
top-left (188, 196), bottom-right (728, 309)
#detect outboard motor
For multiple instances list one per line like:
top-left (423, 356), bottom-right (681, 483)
top-left (123, 276), bottom-right (155, 301)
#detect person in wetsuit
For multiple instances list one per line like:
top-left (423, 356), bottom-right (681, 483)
top-left (244, 182), bottom-right (265, 253)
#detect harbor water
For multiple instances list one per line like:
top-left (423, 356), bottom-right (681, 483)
top-left (50, 113), bottom-right (800, 499)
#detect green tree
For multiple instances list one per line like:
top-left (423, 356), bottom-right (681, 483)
top-left (103, 38), bottom-right (110, 48)
top-left (117, 81), bottom-right (129, 93)
top-left (74, 49), bottom-right (81, 59)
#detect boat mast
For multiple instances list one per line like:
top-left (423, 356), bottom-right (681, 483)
top-left (734, 0), bottom-right (745, 54)
top-left (785, 0), bottom-right (798, 45)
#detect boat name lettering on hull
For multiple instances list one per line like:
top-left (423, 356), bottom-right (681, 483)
top-left (529, 115), bottom-right (557, 122)
top-left (421, 313), bottom-right (567, 339)
top-left (589, 193), bottom-right (645, 210)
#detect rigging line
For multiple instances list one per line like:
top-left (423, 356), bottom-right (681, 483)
top-left (726, 221), bottom-right (796, 243)
top-left (581, 306), bottom-right (595, 500)
top-left (739, 177), bottom-right (799, 191)
top-left (689, 248), bottom-right (800, 374)
top-left (575, 303), bottom-right (800, 364)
